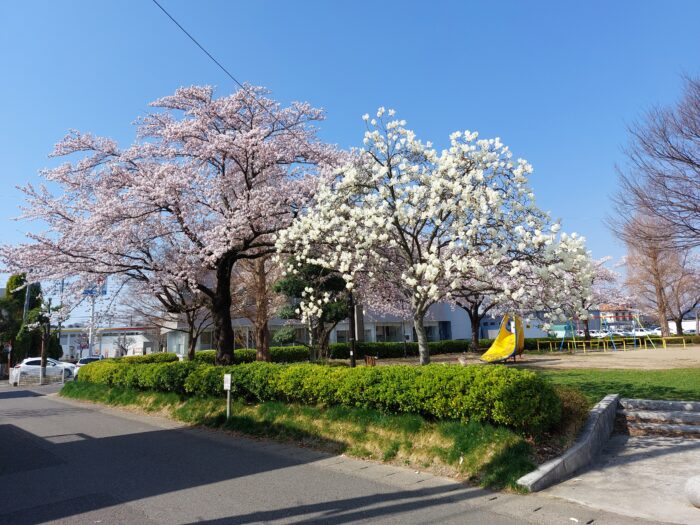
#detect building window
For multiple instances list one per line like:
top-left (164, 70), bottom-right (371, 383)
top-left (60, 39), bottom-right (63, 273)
top-left (200, 331), bottom-right (212, 349)
top-left (336, 329), bottom-right (349, 343)
top-left (438, 321), bottom-right (452, 341)
top-left (376, 324), bottom-right (402, 342)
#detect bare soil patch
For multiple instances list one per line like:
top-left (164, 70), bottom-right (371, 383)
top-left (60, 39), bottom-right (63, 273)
top-left (376, 345), bottom-right (700, 370)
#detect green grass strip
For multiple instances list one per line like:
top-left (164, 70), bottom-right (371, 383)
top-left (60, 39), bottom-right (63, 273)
top-left (540, 368), bottom-right (700, 403)
top-left (61, 381), bottom-right (534, 491)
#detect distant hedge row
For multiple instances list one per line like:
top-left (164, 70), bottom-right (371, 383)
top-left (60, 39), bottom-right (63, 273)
top-left (114, 353), bottom-right (180, 364)
top-left (77, 360), bottom-right (561, 435)
top-left (193, 347), bottom-right (309, 364)
top-left (328, 338), bottom-right (547, 358)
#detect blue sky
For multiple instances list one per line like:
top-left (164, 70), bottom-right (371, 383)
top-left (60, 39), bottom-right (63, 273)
top-left (2, 0), bottom-right (699, 289)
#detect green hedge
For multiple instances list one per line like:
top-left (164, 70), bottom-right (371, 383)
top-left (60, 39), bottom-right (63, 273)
top-left (113, 353), bottom-right (180, 364)
top-left (79, 360), bottom-right (198, 394)
top-left (193, 346), bottom-right (309, 364)
top-left (328, 340), bottom-right (468, 359)
top-left (78, 360), bottom-right (561, 434)
top-left (327, 338), bottom-right (546, 358)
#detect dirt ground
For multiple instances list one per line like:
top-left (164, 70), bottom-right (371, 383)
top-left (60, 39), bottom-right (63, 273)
top-left (377, 345), bottom-right (700, 370)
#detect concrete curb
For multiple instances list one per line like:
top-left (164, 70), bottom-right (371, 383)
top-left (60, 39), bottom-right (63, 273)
top-left (517, 393), bottom-right (620, 492)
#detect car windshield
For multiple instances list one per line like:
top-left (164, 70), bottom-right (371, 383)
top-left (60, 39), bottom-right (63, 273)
top-left (78, 358), bottom-right (99, 364)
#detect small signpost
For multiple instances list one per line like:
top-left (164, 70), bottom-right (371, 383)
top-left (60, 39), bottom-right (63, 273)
top-left (223, 373), bottom-right (232, 419)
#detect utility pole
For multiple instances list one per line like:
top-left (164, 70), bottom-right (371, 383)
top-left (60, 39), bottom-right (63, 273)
top-left (22, 282), bottom-right (32, 322)
top-left (348, 292), bottom-right (356, 368)
top-left (87, 294), bottom-right (96, 358)
top-left (40, 298), bottom-right (51, 385)
top-left (56, 279), bottom-right (64, 359)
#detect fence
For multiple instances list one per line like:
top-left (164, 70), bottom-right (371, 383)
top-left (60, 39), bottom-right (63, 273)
top-left (10, 367), bottom-right (72, 387)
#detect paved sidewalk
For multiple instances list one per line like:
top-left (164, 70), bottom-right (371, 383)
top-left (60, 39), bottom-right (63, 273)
top-left (545, 434), bottom-right (700, 525)
top-left (0, 384), bottom-right (667, 524)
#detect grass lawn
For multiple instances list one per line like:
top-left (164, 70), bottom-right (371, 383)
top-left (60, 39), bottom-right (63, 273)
top-left (61, 381), bottom-right (536, 491)
top-left (541, 368), bottom-right (700, 403)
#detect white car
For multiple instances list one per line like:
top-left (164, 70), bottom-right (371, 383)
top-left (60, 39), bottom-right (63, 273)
top-left (74, 356), bottom-right (102, 376)
top-left (10, 357), bottom-right (75, 386)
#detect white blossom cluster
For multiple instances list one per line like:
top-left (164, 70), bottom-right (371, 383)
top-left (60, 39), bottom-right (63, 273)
top-left (278, 109), bottom-right (592, 355)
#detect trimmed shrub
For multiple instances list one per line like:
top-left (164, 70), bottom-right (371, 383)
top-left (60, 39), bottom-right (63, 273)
top-left (77, 360), bottom-right (562, 434)
top-left (270, 346), bottom-right (309, 363)
top-left (194, 346), bottom-right (308, 364)
top-left (182, 362), bottom-right (560, 435)
top-left (193, 350), bottom-right (216, 364)
top-left (329, 340), bottom-right (482, 359)
top-left (115, 353), bottom-right (179, 364)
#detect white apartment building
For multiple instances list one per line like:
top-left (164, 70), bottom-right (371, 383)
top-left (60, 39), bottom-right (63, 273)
top-left (163, 303), bottom-right (473, 357)
top-left (59, 326), bottom-right (160, 359)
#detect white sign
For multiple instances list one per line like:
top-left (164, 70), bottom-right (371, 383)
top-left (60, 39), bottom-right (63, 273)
top-left (223, 373), bottom-right (232, 391)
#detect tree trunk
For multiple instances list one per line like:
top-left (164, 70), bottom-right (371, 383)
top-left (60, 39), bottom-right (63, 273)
top-left (413, 312), bottom-right (430, 365)
top-left (318, 325), bottom-right (331, 360)
top-left (465, 305), bottom-right (483, 352)
top-left (650, 251), bottom-right (671, 337)
top-left (253, 259), bottom-right (271, 362)
top-left (583, 318), bottom-right (591, 340)
top-left (187, 330), bottom-right (198, 361)
top-left (211, 258), bottom-right (235, 365)
top-left (255, 322), bottom-right (270, 362)
top-left (675, 318), bottom-right (684, 336)
top-left (307, 320), bottom-right (317, 362)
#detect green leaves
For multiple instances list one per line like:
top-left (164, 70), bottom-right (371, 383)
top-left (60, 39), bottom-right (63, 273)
top-left (79, 358), bottom-right (562, 435)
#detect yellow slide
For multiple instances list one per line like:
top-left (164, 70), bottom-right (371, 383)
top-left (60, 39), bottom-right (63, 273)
top-left (481, 314), bottom-right (524, 363)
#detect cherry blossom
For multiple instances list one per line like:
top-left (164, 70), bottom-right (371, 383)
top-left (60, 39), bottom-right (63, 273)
top-left (2, 85), bottom-right (336, 364)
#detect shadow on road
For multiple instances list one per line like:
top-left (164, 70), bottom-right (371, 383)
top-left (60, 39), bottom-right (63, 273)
top-left (0, 399), bottom-right (488, 525)
top-left (0, 390), bottom-right (43, 400)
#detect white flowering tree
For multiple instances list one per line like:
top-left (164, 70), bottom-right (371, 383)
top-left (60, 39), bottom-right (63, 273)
top-left (451, 235), bottom-right (598, 349)
top-left (279, 109), bottom-right (589, 364)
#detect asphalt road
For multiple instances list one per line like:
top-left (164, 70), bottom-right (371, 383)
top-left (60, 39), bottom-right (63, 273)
top-left (0, 384), bottom-right (665, 525)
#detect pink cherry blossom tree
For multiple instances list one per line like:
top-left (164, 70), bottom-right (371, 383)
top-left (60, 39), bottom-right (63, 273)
top-left (2, 85), bottom-right (334, 364)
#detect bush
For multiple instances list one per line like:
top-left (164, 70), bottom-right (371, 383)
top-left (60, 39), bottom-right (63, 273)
top-left (184, 362), bottom-right (560, 435)
top-left (271, 326), bottom-right (297, 346)
top-left (115, 353), bottom-right (180, 364)
top-left (194, 347), bottom-right (308, 364)
top-left (77, 359), bottom-right (561, 434)
top-left (328, 339), bottom-right (493, 359)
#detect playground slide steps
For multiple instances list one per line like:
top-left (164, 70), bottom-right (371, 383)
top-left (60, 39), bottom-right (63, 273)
top-left (617, 398), bottom-right (700, 438)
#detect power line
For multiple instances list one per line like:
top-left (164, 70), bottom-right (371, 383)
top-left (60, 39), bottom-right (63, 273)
top-left (150, 0), bottom-right (331, 165)
top-left (151, 0), bottom-right (248, 93)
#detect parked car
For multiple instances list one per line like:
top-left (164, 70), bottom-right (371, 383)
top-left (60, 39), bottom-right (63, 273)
top-left (10, 357), bottom-right (74, 386)
top-left (75, 356), bottom-right (102, 376)
top-left (50, 358), bottom-right (77, 376)
top-left (683, 329), bottom-right (697, 335)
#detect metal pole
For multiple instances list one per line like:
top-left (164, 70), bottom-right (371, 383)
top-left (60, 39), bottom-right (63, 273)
top-left (87, 295), bottom-right (96, 357)
top-left (348, 292), bottom-right (356, 368)
top-left (226, 389), bottom-right (231, 419)
top-left (22, 282), bottom-right (32, 322)
top-left (56, 279), bottom-right (64, 358)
